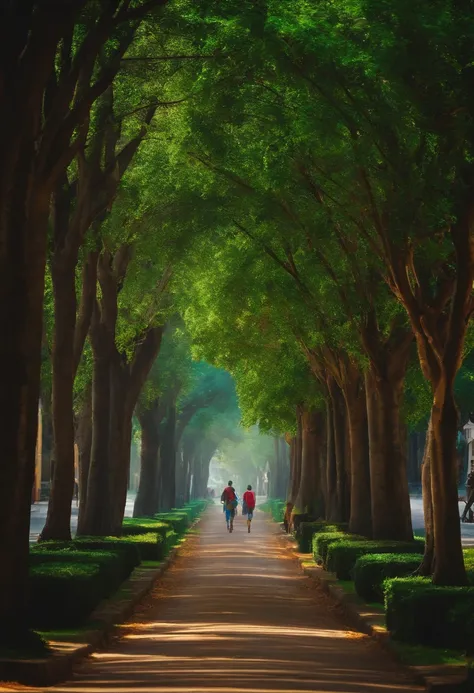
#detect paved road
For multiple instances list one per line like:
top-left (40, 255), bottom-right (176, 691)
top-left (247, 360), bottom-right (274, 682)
top-left (29, 495), bottom-right (136, 542)
top-left (24, 505), bottom-right (421, 693)
top-left (410, 496), bottom-right (474, 546)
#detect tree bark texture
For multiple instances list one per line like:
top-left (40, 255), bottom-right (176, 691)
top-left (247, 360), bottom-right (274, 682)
top-left (79, 311), bottom-right (113, 536)
top-left (420, 418), bottom-right (434, 575)
top-left (325, 395), bottom-right (339, 522)
top-left (76, 386), bottom-right (93, 535)
top-left (160, 403), bottom-right (177, 511)
top-left (40, 256), bottom-right (77, 540)
top-left (327, 376), bottom-right (348, 522)
top-left (365, 366), bottom-right (413, 541)
top-left (294, 409), bottom-right (325, 517)
top-left (134, 404), bottom-right (162, 518)
top-left (342, 371), bottom-right (372, 537)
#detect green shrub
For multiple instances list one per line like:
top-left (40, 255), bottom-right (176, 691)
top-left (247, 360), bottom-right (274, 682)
top-left (34, 539), bottom-right (140, 581)
top-left (353, 553), bottom-right (423, 602)
top-left (327, 538), bottom-right (425, 580)
top-left (180, 500), bottom-right (208, 521)
top-left (296, 522), bottom-right (348, 553)
top-left (312, 532), bottom-right (364, 567)
top-left (111, 532), bottom-right (168, 560)
top-left (384, 577), bottom-right (474, 649)
top-left (122, 518), bottom-right (169, 539)
top-left (260, 498), bottom-right (286, 523)
top-left (464, 548), bottom-right (474, 582)
top-left (154, 512), bottom-right (189, 535)
top-left (29, 548), bottom-right (124, 594)
top-left (28, 562), bottom-right (105, 628)
top-left (164, 530), bottom-right (178, 556)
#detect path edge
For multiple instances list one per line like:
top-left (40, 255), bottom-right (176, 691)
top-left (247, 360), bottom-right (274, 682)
top-left (0, 518), bottom-right (202, 688)
top-left (274, 522), bottom-right (469, 693)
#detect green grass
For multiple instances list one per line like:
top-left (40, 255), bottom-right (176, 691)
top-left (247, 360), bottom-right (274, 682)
top-left (141, 560), bottom-right (163, 569)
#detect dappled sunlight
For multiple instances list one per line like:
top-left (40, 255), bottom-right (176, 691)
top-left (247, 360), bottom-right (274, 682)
top-left (122, 621), bottom-right (353, 640)
top-left (34, 511), bottom-right (421, 693)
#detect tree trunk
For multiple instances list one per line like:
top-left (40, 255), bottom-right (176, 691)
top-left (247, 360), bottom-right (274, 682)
top-left (79, 318), bottom-right (112, 536)
top-left (294, 408), bottom-right (325, 517)
top-left (365, 367), bottom-right (413, 541)
top-left (343, 374), bottom-right (372, 537)
top-left (134, 405), bottom-right (161, 517)
top-left (325, 395), bottom-right (339, 521)
top-left (40, 261), bottom-right (77, 540)
top-left (328, 376), bottom-right (348, 522)
top-left (430, 382), bottom-right (467, 584)
top-left (76, 386), bottom-right (93, 535)
top-left (160, 403), bottom-right (177, 511)
top-left (419, 418), bottom-right (434, 575)
top-left (0, 190), bottom-right (51, 643)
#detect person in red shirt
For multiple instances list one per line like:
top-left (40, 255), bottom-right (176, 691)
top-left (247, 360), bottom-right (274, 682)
top-left (221, 481), bottom-right (238, 532)
top-left (243, 485), bottom-right (256, 533)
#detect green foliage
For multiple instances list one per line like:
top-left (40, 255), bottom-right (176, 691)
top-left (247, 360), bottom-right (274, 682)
top-left (154, 512), bottom-right (190, 535)
top-left (28, 562), bottom-right (105, 628)
top-left (296, 522), bottom-right (348, 554)
top-left (327, 539), bottom-right (425, 580)
top-left (259, 498), bottom-right (286, 522)
top-left (122, 518), bottom-right (170, 540)
top-left (38, 539), bottom-right (140, 579)
top-left (312, 532), bottom-right (365, 567)
top-left (353, 553), bottom-right (424, 603)
top-left (29, 548), bottom-right (124, 595)
top-left (384, 578), bottom-right (474, 649)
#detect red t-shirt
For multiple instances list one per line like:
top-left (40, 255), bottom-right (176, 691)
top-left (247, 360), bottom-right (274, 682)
top-left (243, 490), bottom-right (256, 510)
top-left (223, 486), bottom-right (235, 502)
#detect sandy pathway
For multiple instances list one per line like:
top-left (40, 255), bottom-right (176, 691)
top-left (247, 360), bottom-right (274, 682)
top-left (22, 506), bottom-right (423, 693)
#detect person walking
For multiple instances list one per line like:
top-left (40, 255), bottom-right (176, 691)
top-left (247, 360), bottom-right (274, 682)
top-left (462, 470), bottom-right (474, 522)
top-left (243, 485), bottom-right (256, 533)
top-left (221, 480), bottom-right (238, 532)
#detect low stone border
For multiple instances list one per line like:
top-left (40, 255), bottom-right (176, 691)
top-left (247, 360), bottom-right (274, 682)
top-left (0, 523), bottom-right (199, 687)
top-left (277, 528), bottom-right (469, 693)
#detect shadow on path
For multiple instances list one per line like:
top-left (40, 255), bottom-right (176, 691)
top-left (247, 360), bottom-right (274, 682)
top-left (20, 506), bottom-right (422, 693)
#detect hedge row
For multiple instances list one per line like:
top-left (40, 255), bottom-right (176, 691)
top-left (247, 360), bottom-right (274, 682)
top-left (296, 522), bottom-right (348, 553)
top-left (300, 516), bottom-right (474, 650)
top-left (384, 577), bottom-right (474, 649)
top-left (353, 553), bottom-right (424, 603)
top-left (266, 500), bottom-right (474, 651)
top-left (326, 538), bottom-right (425, 580)
top-left (30, 500), bottom-right (209, 629)
top-left (259, 499), bottom-right (286, 523)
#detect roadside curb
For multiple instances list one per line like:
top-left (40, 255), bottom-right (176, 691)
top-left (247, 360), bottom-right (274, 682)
top-left (277, 528), bottom-right (468, 693)
top-left (0, 519), bottom-right (201, 688)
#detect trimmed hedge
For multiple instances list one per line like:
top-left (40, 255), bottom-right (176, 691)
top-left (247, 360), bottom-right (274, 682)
top-left (353, 553), bottom-right (423, 602)
top-left (296, 522), bottom-right (348, 553)
top-left (164, 529), bottom-right (178, 556)
top-left (122, 518), bottom-right (170, 539)
top-left (313, 532), bottom-right (365, 567)
top-left (154, 512), bottom-right (190, 536)
top-left (384, 577), bottom-right (474, 648)
top-left (28, 562), bottom-right (105, 628)
top-left (29, 547), bottom-right (124, 595)
top-left (327, 538), bottom-right (425, 580)
top-left (34, 538), bottom-right (140, 581)
top-left (260, 499), bottom-right (286, 523)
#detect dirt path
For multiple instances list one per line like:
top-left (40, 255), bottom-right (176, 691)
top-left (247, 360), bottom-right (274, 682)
top-left (25, 506), bottom-right (423, 692)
